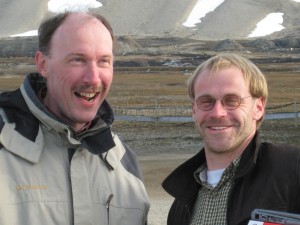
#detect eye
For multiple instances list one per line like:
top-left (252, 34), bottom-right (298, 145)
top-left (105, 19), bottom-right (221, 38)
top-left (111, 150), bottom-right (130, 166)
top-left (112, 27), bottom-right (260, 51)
top-left (70, 57), bottom-right (85, 64)
top-left (199, 97), bottom-right (213, 102)
top-left (98, 57), bottom-right (112, 67)
top-left (197, 97), bottom-right (214, 105)
top-left (223, 95), bottom-right (240, 106)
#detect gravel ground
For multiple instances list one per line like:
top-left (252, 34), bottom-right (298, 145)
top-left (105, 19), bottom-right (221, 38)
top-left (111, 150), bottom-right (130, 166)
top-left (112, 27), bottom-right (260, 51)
top-left (112, 121), bottom-right (202, 156)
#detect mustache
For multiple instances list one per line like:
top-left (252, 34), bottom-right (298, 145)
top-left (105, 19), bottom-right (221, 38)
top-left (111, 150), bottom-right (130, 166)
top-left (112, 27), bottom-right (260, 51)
top-left (202, 118), bottom-right (234, 126)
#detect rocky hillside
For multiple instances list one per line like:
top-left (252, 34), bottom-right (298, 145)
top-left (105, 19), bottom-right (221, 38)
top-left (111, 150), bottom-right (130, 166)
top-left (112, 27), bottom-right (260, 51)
top-left (0, 35), bottom-right (299, 71)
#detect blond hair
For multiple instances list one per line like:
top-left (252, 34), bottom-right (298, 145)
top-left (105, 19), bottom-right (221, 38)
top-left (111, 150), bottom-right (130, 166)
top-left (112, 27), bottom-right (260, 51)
top-left (187, 53), bottom-right (268, 128)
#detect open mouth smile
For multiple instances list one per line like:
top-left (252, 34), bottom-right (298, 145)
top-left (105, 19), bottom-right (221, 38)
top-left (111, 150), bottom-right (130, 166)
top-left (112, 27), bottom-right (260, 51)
top-left (75, 92), bottom-right (100, 102)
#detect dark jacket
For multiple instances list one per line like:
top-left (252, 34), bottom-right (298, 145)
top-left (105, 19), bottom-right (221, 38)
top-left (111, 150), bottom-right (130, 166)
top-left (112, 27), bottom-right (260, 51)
top-left (162, 133), bottom-right (300, 225)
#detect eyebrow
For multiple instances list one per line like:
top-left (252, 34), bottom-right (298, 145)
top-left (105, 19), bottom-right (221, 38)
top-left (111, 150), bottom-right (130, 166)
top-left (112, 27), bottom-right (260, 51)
top-left (196, 93), bottom-right (241, 99)
top-left (66, 53), bottom-right (113, 59)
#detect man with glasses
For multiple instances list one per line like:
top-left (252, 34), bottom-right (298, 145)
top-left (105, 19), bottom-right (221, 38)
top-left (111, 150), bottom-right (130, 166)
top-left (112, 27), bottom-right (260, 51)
top-left (162, 53), bottom-right (300, 225)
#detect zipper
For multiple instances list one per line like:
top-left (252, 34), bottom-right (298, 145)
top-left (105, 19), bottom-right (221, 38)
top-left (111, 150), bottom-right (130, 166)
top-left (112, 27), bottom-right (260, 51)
top-left (106, 194), bottom-right (114, 224)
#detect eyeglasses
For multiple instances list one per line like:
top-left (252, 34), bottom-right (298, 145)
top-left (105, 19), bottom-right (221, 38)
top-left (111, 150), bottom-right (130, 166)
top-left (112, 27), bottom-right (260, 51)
top-left (194, 95), bottom-right (253, 111)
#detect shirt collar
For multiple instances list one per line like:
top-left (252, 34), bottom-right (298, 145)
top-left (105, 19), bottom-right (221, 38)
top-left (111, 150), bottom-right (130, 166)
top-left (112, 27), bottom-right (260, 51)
top-left (194, 156), bottom-right (241, 188)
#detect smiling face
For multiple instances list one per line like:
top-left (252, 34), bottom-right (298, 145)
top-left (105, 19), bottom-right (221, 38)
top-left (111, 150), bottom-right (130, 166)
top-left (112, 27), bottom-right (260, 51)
top-left (192, 66), bottom-right (264, 167)
top-left (35, 13), bottom-right (113, 132)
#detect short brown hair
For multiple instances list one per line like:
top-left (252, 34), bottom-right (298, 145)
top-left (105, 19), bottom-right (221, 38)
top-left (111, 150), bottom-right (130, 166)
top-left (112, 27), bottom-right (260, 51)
top-left (38, 12), bottom-right (114, 55)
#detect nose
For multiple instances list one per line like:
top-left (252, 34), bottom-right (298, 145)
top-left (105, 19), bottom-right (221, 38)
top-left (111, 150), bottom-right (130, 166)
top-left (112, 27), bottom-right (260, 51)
top-left (209, 100), bottom-right (227, 117)
top-left (83, 62), bottom-right (101, 86)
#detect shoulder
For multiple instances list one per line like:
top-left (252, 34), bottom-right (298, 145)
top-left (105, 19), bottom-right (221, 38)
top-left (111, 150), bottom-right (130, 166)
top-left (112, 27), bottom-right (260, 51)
top-left (260, 142), bottom-right (300, 157)
top-left (104, 133), bottom-right (144, 181)
top-left (257, 142), bottom-right (300, 170)
top-left (0, 89), bottom-right (40, 146)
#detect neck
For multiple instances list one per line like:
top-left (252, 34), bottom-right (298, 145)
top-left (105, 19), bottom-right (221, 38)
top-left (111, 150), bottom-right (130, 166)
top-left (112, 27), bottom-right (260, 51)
top-left (205, 130), bottom-right (256, 170)
top-left (41, 94), bottom-right (91, 134)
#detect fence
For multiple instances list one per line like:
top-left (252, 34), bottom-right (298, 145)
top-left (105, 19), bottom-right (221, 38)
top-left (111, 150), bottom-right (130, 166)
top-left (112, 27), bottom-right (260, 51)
top-left (113, 105), bottom-right (192, 117)
top-left (112, 100), bottom-right (299, 123)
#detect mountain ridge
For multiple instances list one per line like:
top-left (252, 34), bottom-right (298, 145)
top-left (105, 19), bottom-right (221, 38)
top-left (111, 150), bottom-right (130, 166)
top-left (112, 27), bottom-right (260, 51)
top-left (1, 0), bottom-right (300, 40)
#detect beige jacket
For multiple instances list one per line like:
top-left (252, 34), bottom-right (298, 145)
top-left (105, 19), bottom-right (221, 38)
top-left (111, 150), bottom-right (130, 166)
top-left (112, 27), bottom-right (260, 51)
top-left (0, 73), bottom-right (150, 225)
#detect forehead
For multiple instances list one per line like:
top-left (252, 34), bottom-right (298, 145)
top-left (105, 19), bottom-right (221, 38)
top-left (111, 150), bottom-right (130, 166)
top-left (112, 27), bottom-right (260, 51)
top-left (50, 14), bottom-right (113, 54)
top-left (61, 14), bottom-right (104, 30)
top-left (194, 67), bottom-right (249, 96)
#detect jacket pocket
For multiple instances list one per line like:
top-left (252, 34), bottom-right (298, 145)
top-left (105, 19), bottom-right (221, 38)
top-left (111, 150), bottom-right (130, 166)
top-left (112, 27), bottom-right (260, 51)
top-left (94, 196), bottom-right (146, 225)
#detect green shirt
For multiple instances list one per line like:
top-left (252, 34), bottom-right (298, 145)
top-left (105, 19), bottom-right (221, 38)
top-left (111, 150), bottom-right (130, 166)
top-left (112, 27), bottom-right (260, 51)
top-left (189, 157), bottom-right (241, 225)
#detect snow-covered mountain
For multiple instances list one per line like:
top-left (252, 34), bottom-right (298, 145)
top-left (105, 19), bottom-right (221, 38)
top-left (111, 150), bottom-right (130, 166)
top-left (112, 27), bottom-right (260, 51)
top-left (1, 0), bottom-right (300, 40)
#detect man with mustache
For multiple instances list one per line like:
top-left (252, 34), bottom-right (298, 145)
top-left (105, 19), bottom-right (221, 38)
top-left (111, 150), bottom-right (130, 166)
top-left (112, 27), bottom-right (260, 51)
top-left (162, 53), bottom-right (300, 225)
top-left (0, 12), bottom-right (149, 224)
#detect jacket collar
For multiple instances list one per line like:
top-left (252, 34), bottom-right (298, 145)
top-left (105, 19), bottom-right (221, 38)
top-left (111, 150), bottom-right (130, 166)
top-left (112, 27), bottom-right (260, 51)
top-left (234, 132), bottom-right (260, 179)
top-left (0, 73), bottom-right (116, 162)
top-left (162, 149), bottom-right (205, 201)
top-left (162, 132), bottom-right (261, 202)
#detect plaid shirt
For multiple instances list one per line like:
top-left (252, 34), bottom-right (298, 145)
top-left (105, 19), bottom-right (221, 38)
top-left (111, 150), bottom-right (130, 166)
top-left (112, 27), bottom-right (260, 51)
top-left (189, 157), bottom-right (241, 225)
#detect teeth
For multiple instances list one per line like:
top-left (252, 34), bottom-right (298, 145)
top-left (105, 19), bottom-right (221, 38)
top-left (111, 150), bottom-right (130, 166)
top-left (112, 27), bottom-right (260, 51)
top-left (75, 91), bottom-right (99, 102)
top-left (79, 92), bottom-right (96, 98)
top-left (211, 126), bottom-right (227, 130)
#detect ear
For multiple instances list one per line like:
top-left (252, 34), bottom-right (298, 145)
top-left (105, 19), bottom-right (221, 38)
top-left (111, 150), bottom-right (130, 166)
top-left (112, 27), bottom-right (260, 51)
top-left (35, 51), bottom-right (48, 78)
top-left (192, 100), bottom-right (197, 122)
top-left (253, 97), bottom-right (265, 121)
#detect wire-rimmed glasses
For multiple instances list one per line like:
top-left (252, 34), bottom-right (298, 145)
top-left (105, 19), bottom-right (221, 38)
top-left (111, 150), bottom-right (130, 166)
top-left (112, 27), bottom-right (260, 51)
top-left (194, 95), bottom-right (253, 111)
